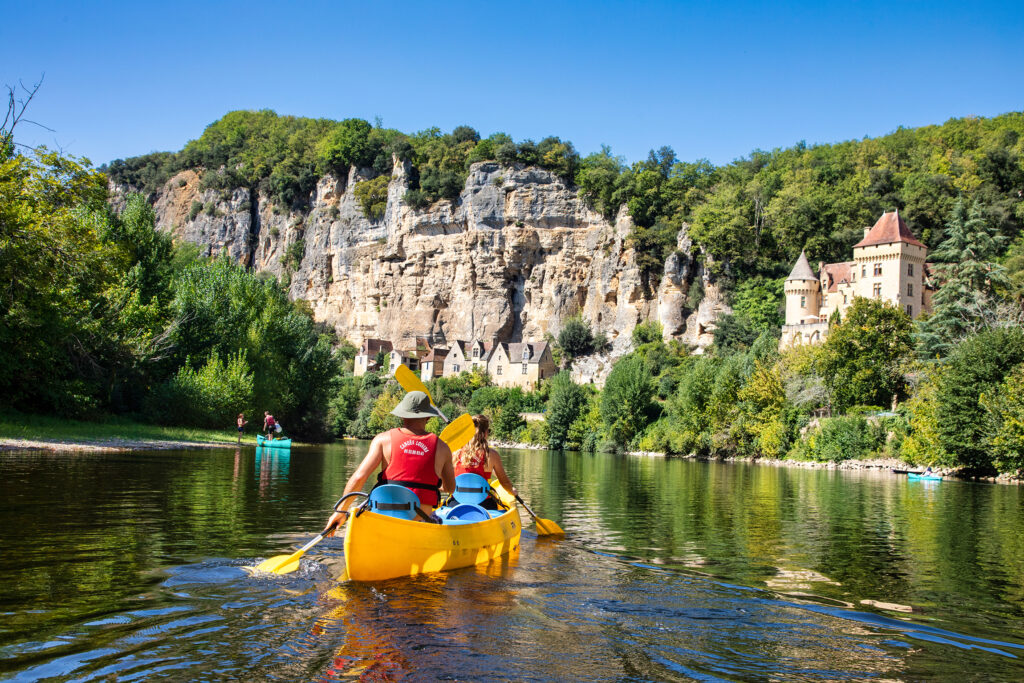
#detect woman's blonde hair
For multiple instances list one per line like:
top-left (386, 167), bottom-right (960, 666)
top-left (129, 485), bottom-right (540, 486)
top-left (456, 414), bottom-right (491, 467)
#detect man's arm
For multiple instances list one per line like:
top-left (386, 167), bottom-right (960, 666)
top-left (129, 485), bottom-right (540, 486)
top-left (324, 433), bottom-right (386, 535)
top-left (435, 440), bottom-right (456, 494)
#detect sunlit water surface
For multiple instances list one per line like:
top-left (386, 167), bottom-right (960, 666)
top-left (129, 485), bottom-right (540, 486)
top-left (1, 444), bottom-right (1022, 681)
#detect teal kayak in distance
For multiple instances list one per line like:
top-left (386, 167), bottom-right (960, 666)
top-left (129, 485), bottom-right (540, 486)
top-left (907, 472), bottom-right (942, 481)
top-left (257, 434), bottom-right (292, 448)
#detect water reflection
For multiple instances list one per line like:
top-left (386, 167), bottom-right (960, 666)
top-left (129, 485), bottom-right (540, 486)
top-left (0, 445), bottom-right (1023, 680)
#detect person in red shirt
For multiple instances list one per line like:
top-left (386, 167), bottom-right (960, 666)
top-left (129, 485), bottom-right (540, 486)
top-left (263, 412), bottom-right (276, 440)
top-left (325, 391), bottom-right (455, 532)
top-left (453, 414), bottom-right (518, 498)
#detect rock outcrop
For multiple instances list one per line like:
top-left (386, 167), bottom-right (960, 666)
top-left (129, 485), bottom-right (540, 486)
top-left (113, 157), bottom-right (727, 354)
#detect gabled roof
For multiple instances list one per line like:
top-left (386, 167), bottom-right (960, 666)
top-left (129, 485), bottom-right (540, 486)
top-left (360, 339), bottom-right (393, 355)
top-left (422, 347), bottom-right (449, 362)
top-left (506, 341), bottom-right (550, 362)
top-left (822, 262), bottom-right (854, 292)
top-left (853, 210), bottom-right (926, 249)
top-left (786, 251), bottom-right (818, 281)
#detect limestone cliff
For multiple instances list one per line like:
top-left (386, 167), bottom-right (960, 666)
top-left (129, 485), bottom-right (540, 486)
top-left (113, 157), bottom-right (728, 354)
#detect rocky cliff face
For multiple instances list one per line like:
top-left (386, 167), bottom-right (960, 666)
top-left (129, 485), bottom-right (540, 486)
top-left (114, 158), bottom-right (728, 355)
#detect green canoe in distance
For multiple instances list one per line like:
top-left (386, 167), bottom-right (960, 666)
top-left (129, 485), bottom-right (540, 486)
top-left (257, 434), bottom-right (292, 448)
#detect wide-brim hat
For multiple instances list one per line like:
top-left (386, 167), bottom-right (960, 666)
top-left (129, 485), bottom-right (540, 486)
top-left (390, 391), bottom-right (444, 419)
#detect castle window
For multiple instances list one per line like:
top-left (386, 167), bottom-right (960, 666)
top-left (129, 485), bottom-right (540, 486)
top-left (861, 265), bottom-right (867, 278)
top-left (873, 263), bottom-right (882, 276)
top-left (497, 365), bottom-right (503, 375)
top-left (908, 263), bottom-right (914, 276)
top-left (873, 283), bottom-right (881, 298)
top-left (907, 283), bottom-right (913, 297)
top-left (800, 295), bottom-right (806, 308)
top-left (843, 294), bottom-right (848, 304)
top-left (522, 363), bottom-right (528, 374)
top-left (472, 347), bottom-right (479, 358)
top-left (453, 364), bottom-right (460, 373)
top-left (906, 304), bottom-right (913, 316)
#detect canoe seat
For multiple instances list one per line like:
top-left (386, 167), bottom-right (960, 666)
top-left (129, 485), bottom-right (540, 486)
top-left (442, 503), bottom-right (490, 525)
top-left (453, 473), bottom-right (490, 505)
top-left (368, 485), bottom-right (421, 521)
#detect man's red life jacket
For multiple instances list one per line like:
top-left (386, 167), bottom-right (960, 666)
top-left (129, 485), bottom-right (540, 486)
top-left (454, 448), bottom-right (492, 480)
top-left (382, 429), bottom-right (441, 507)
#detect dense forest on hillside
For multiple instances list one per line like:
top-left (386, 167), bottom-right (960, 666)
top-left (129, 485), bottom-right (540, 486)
top-left (8, 99), bottom-right (1024, 470)
top-left (105, 109), bottom-right (1024, 290)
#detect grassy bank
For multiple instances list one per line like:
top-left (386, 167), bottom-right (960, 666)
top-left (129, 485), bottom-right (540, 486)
top-left (0, 412), bottom-right (245, 449)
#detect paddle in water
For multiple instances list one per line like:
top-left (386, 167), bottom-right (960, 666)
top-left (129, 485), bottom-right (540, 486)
top-left (515, 494), bottom-right (564, 536)
top-left (251, 414), bottom-right (477, 575)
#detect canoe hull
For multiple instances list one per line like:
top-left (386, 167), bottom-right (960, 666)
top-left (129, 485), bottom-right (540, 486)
top-left (907, 473), bottom-right (942, 481)
top-left (256, 435), bottom-right (292, 448)
top-left (343, 503), bottom-right (522, 582)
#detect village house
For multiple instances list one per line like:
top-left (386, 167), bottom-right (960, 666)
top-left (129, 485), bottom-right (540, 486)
top-left (442, 341), bottom-right (470, 377)
top-left (353, 339), bottom-right (393, 377)
top-left (419, 347), bottom-right (449, 379)
top-left (486, 341), bottom-right (556, 389)
top-left (781, 210), bottom-right (934, 348)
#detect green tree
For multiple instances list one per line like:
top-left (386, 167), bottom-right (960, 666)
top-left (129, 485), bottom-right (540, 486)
top-left (558, 316), bottom-right (594, 361)
top-left (936, 327), bottom-right (1024, 472)
top-left (546, 372), bottom-right (586, 449)
top-left (983, 363), bottom-right (1024, 473)
top-left (601, 354), bottom-right (656, 447)
top-left (917, 200), bottom-right (1009, 358)
top-left (353, 174), bottom-right (391, 220)
top-left (817, 298), bottom-right (914, 412)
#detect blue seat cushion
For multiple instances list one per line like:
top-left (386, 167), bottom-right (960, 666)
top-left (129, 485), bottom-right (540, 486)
top-left (368, 484), bottom-right (421, 520)
top-left (453, 473), bottom-right (490, 505)
top-left (442, 503), bottom-right (490, 524)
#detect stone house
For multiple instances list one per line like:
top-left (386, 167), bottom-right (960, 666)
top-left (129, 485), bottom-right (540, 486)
top-left (781, 211), bottom-right (934, 348)
top-left (353, 339), bottom-right (393, 377)
top-left (419, 347), bottom-right (449, 380)
top-left (486, 341), bottom-right (556, 389)
top-left (442, 341), bottom-right (471, 376)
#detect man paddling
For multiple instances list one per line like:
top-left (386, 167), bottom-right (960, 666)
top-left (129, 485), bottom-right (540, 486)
top-left (324, 391), bottom-right (456, 533)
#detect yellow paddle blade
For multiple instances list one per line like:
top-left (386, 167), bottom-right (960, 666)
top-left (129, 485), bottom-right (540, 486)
top-left (533, 517), bottom-right (565, 536)
top-left (439, 413), bottom-right (475, 451)
top-left (253, 550), bottom-right (305, 575)
top-left (395, 364), bottom-right (432, 402)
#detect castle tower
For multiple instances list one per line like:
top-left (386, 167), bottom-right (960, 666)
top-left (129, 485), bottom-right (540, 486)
top-left (851, 210), bottom-right (929, 318)
top-left (784, 251), bottom-right (821, 325)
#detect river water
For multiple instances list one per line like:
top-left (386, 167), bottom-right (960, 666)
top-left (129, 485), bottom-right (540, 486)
top-left (1, 443), bottom-right (1022, 681)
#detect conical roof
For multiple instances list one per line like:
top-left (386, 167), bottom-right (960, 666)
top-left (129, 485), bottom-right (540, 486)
top-left (786, 251), bottom-right (817, 281)
top-left (853, 210), bottom-right (925, 249)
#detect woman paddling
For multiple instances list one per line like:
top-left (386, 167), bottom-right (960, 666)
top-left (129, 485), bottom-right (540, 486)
top-left (453, 414), bottom-right (518, 507)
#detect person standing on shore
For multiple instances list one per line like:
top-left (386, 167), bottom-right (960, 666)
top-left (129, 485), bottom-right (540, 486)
top-left (324, 391), bottom-right (456, 533)
top-left (237, 413), bottom-right (248, 444)
top-left (263, 412), bottom-right (276, 440)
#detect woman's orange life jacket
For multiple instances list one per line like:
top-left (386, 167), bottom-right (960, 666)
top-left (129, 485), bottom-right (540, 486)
top-left (454, 448), bottom-right (492, 480)
top-left (382, 428), bottom-right (441, 506)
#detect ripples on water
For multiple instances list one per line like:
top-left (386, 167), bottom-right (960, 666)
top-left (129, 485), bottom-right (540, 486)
top-left (1, 446), bottom-right (1022, 681)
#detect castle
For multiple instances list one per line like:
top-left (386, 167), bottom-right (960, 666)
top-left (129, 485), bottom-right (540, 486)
top-left (781, 211), bottom-right (934, 347)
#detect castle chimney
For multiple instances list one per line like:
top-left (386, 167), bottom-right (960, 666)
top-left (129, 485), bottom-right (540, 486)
top-left (863, 226), bottom-right (871, 239)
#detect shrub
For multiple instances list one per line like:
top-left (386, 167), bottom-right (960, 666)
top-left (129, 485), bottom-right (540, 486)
top-left (546, 371), bottom-right (586, 449)
top-left (354, 174), bottom-right (391, 220)
top-left (788, 415), bottom-right (883, 462)
top-left (281, 239), bottom-right (305, 272)
top-left (632, 320), bottom-right (663, 345)
top-left (404, 189), bottom-right (429, 209)
top-left (558, 316), bottom-right (594, 360)
top-left (148, 351), bottom-right (254, 428)
top-left (602, 354), bottom-right (656, 447)
top-left (188, 200), bottom-right (203, 221)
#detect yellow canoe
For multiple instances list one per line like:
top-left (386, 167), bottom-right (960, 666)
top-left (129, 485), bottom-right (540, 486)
top-left (342, 485), bottom-right (522, 582)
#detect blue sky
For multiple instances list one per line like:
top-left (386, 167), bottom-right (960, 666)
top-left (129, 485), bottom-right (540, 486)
top-left (3, 0), bottom-right (1022, 167)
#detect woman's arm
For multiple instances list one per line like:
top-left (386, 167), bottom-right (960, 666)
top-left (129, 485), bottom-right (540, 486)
top-left (486, 448), bottom-right (517, 496)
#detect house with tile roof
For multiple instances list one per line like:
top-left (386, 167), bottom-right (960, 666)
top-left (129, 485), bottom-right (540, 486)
top-left (487, 341), bottom-right (556, 388)
top-left (353, 339), bottom-right (393, 376)
top-left (781, 211), bottom-right (935, 348)
top-left (419, 347), bottom-right (449, 380)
